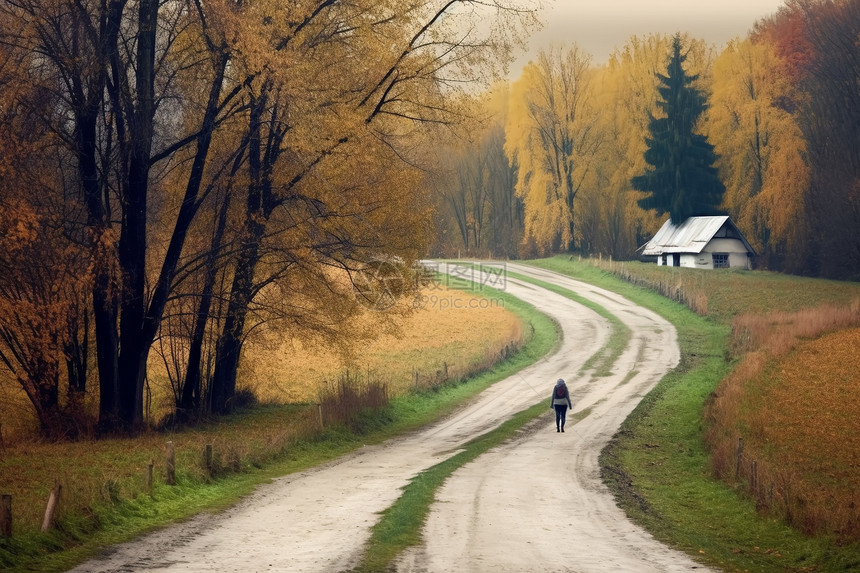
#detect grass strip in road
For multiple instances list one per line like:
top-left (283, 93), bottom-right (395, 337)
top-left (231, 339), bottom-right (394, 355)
top-left (355, 267), bottom-right (628, 571)
top-left (353, 401), bottom-right (550, 573)
top-left (505, 269), bottom-right (632, 377)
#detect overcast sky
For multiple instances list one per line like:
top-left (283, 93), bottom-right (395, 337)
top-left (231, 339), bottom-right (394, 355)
top-left (509, 0), bottom-right (788, 76)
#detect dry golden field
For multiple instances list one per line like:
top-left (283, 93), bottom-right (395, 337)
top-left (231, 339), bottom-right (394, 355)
top-left (0, 285), bottom-right (521, 442)
top-left (240, 285), bottom-right (521, 403)
top-left (687, 295), bottom-right (860, 539)
top-left (724, 326), bottom-right (860, 538)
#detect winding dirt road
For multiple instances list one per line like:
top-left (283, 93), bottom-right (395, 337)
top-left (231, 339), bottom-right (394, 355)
top-left (68, 262), bottom-right (709, 572)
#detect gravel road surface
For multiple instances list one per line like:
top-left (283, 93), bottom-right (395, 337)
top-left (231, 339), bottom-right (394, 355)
top-left (68, 262), bottom-right (709, 572)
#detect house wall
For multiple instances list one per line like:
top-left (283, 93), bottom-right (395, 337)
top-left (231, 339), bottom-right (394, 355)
top-left (655, 238), bottom-right (752, 269)
top-left (702, 238), bottom-right (752, 269)
top-left (684, 254), bottom-right (707, 269)
top-left (728, 252), bottom-right (752, 269)
top-left (657, 254), bottom-right (700, 268)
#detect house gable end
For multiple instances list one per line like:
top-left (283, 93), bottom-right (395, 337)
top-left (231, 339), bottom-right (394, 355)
top-left (639, 216), bottom-right (757, 259)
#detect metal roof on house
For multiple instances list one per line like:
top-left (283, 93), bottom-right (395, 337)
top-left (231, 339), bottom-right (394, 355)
top-left (640, 216), bottom-right (756, 256)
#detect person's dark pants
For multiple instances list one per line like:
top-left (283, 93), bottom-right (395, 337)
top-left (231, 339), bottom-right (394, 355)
top-left (554, 404), bottom-right (568, 431)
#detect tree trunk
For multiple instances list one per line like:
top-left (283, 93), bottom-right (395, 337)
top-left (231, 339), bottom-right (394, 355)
top-left (19, 358), bottom-right (63, 439)
top-left (180, 186), bottom-right (232, 416)
top-left (81, 105), bottom-right (121, 431)
top-left (64, 309), bottom-right (88, 395)
top-left (566, 196), bottom-right (576, 253)
top-left (83, 0), bottom-right (124, 433)
top-left (210, 233), bottom-right (262, 413)
top-left (210, 89), bottom-right (270, 414)
top-left (115, 0), bottom-right (158, 432)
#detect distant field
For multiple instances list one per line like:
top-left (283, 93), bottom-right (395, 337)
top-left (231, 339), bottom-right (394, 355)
top-left (592, 259), bottom-right (860, 322)
top-left (238, 284), bottom-right (521, 403)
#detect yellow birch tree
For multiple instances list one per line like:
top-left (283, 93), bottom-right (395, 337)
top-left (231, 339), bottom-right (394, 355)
top-left (505, 45), bottom-right (601, 255)
top-left (704, 37), bottom-right (809, 268)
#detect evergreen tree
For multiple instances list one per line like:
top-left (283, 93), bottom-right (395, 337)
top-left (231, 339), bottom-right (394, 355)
top-left (632, 35), bottom-right (725, 224)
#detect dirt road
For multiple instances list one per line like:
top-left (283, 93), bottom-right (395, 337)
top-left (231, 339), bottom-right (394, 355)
top-left (68, 262), bottom-right (709, 572)
top-left (396, 263), bottom-right (706, 572)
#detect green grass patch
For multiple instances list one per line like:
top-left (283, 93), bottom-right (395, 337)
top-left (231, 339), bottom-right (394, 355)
top-left (353, 401), bottom-right (551, 572)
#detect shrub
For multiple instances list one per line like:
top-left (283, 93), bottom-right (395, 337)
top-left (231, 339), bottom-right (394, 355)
top-left (318, 371), bottom-right (390, 433)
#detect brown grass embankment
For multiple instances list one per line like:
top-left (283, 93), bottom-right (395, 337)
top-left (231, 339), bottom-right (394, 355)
top-left (705, 303), bottom-right (860, 540)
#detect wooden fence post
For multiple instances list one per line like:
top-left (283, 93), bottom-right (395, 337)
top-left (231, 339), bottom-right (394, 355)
top-left (203, 444), bottom-right (213, 479)
top-left (736, 437), bottom-right (744, 478)
top-left (41, 483), bottom-right (61, 532)
top-left (1, 494), bottom-right (11, 537)
top-left (146, 460), bottom-right (154, 495)
top-left (166, 441), bottom-right (176, 486)
top-left (751, 460), bottom-right (758, 494)
top-left (318, 404), bottom-right (324, 429)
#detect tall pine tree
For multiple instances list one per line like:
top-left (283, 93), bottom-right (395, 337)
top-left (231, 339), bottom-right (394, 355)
top-left (632, 35), bottom-right (725, 224)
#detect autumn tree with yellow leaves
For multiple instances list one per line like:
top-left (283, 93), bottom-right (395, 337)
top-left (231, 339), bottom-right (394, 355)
top-left (581, 34), bottom-right (715, 257)
top-left (0, 0), bottom-right (540, 435)
top-left (431, 86), bottom-right (522, 258)
top-left (704, 38), bottom-right (809, 271)
top-left (506, 45), bottom-right (602, 255)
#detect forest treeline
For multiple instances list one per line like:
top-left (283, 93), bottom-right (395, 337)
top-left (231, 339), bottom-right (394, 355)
top-left (1, 0), bottom-right (857, 440)
top-left (432, 0), bottom-right (860, 282)
top-left (0, 0), bottom-right (541, 438)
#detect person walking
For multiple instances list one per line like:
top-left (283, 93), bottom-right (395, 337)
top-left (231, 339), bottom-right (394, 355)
top-left (550, 378), bottom-right (573, 432)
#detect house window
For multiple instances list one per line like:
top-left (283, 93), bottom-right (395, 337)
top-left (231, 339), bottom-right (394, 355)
top-left (712, 253), bottom-right (729, 268)
top-left (661, 254), bottom-right (667, 266)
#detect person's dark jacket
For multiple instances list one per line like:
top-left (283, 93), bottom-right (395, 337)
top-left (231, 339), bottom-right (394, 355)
top-left (550, 381), bottom-right (573, 408)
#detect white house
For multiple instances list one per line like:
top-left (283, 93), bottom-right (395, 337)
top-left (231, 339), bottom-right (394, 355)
top-left (639, 216), bottom-right (756, 269)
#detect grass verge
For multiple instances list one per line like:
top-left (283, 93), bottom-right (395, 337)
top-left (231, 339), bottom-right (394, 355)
top-left (528, 256), bottom-right (860, 572)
